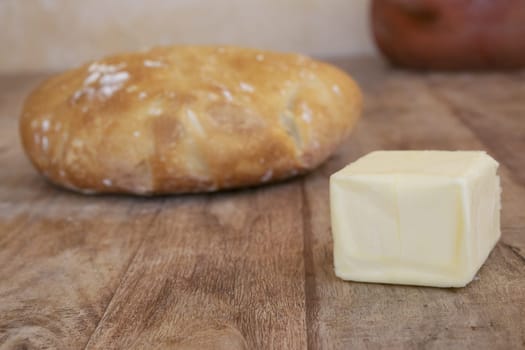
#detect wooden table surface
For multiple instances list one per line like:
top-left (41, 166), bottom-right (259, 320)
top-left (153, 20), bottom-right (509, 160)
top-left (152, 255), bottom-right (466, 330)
top-left (1, 58), bottom-right (524, 350)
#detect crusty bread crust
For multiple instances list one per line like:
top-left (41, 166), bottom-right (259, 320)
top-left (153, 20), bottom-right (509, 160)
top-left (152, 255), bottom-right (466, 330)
top-left (20, 46), bottom-right (362, 194)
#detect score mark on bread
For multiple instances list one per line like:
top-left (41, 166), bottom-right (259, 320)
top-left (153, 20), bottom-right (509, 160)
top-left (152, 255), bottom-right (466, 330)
top-left (20, 46), bottom-right (362, 194)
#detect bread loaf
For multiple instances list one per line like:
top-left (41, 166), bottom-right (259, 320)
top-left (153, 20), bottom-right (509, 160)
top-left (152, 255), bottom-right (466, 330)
top-left (20, 46), bottom-right (362, 194)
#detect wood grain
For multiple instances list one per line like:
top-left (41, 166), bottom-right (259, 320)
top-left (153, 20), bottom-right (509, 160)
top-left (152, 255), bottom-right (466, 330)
top-left (1, 59), bottom-right (524, 349)
top-left (84, 184), bottom-right (307, 349)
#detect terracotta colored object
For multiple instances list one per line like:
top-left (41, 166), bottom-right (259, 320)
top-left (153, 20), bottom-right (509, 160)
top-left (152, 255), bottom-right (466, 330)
top-left (372, 0), bottom-right (525, 70)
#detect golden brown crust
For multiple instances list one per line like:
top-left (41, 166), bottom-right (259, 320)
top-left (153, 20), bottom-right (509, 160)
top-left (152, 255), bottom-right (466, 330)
top-left (20, 46), bottom-right (362, 194)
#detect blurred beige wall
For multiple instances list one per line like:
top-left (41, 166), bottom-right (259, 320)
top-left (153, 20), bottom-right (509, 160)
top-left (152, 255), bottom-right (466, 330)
top-left (1, 0), bottom-right (375, 73)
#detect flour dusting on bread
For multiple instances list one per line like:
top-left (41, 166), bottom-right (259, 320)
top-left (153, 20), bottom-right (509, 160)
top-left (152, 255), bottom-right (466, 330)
top-left (20, 45), bottom-right (362, 194)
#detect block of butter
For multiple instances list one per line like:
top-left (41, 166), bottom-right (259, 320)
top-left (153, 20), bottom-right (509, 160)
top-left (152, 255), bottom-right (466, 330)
top-left (330, 151), bottom-right (501, 287)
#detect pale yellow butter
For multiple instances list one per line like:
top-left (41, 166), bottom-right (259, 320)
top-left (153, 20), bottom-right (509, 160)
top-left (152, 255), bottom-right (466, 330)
top-left (330, 151), bottom-right (501, 287)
